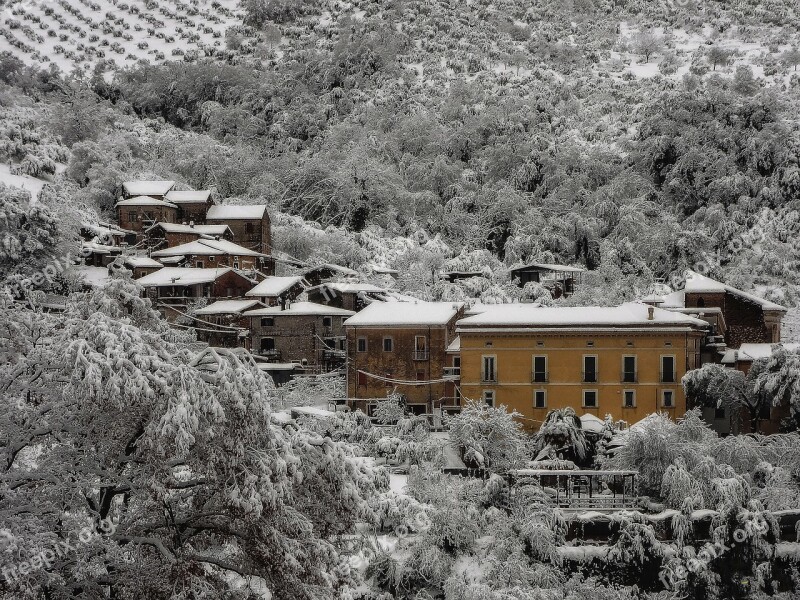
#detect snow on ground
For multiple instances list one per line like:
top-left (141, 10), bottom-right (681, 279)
top-left (389, 473), bottom-right (408, 495)
top-left (0, 0), bottom-right (243, 72)
top-left (0, 163), bottom-right (50, 200)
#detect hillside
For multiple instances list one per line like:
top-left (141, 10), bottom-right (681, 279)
top-left (2, 0), bottom-right (800, 312)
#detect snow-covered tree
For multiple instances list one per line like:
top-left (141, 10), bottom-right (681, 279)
top-left (0, 274), bottom-right (382, 599)
top-left (447, 401), bottom-right (527, 471)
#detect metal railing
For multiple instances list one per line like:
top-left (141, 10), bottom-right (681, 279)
top-left (413, 351), bottom-right (430, 361)
top-left (531, 371), bottom-right (549, 383)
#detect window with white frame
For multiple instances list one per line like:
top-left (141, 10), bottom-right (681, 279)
top-left (482, 390), bottom-right (495, 407)
top-left (482, 355), bottom-right (497, 382)
top-left (623, 389), bottom-right (636, 408)
top-left (534, 389), bottom-right (547, 409)
top-left (662, 389), bottom-right (675, 408)
top-left (583, 389), bottom-right (598, 408)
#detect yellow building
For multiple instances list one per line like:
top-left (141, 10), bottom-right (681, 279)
top-left (455, 303), bottom-right (708, 429)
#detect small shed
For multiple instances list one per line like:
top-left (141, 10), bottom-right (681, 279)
top-left (509, 263), bottom-right (585, 296)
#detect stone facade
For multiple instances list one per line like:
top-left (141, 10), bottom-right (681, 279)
top-left (684, 290), bottom-right (781, 347)
top-left (346, 317), bottom-right (461, 414)
top-left (118, 203), bottom-right (178, 236)
top-left (247, 307), bottom-right (352, 369)
top-left (206, 214), bottom-right (272, 255)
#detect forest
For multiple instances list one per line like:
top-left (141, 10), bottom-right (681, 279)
top-left (2, 0), bottom-right (800, 597)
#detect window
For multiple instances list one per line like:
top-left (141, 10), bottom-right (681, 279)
top-left (714, 407), bottom-right (726, 420)
top-left (383, 337), bottom-right (393, 352)
top-left (583, 355), bottom-right (598, 383)
top-left (416, 371), bottom-right (425, 381)
top-left (260, 317), bottom-right (274, 327)
top-left (128, 211), bottom-right (137, 222)
top-left (323, 338), bottom-right (335, 349)
top-left (322, 316), bottom-right (332, 327)
top-left (415, 335), bottom-right (427, 351)
top-left (623, 389), bottom-right (636, 408)
top-left (534, 389), bottom-right (547, 408)
top-left (587, 340), bottom-right (595, 347)
top-left (341, 317), bottom-right (348, 326)
top-left (482, 355), bottom-right (497, 382)
top-left (357, 371), bottom-right (367, 386)
top-left (662, 390), bottom-right (675, 408)
top-left (583, 390), bottom-right (598, 408)
top-left (357, 337), bottom-right (367, 353)
top-left (532, 355), bottom-right (547, 382)
top-left (245, 222), bottom-right (254, 235)
top-left (195, 261), bottom-right (204, 268)
top-left (622, 356), bottom-right (637, 383)
top-left (233, 261), bottom-right (240, 270)
top-left (339, 339), bottom-right (346, 350)
top-left (482, 390), bottom-right (495, 407)
top-left (661, 355), bottom-right (676, 383)
top-left (259, 337), bottom-right (275, 353)
top-left (696, 297), bottom-right (705, 308)
top-left (209, 255), bottom-right (216, 262)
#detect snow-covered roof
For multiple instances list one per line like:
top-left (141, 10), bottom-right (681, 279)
top-left (579, 414), bottom-right (606, 434)
top-left (457, 302), bottom-right (709, 329)
top-left (123, 256), bottom-right (162, 268)
top-left (82, 221), bottom-right (136, 237)
top-left (137, 267), bottom-right (234, 287)
top-left (206, 204), bottom-right (267, 220)
top-left (146, 222), bottom-right (231, 236)
top-left (311, 282), bottom-right (387, 294)
top-left (510, 262), bottom-right (585, 273)
top-left (722, 343), bottom-right (800, 363)
top-left (243, 301), bottom-right (355, 317)
top-left (116, 196), bottom-right (178, 208)
top-left (683, 271), bottom-right (786, 312)
top-left (151, 239), bottom-right (265, 258)
top-left (122, 180), bottom-right (175, 197)
top-left (446, 336), bottom-right (461, 352)
top-left (158, 256), bottom-right (185, 265)
top-left (194, 299), bottom-right (264, 315)
top-left (164, 190), bottom-right (211, 204)
top-left (305, 263), bottom-right (359, 277)
top-left (344, 301), bottom-right (465, 327)
top-left (74, 266), bottom-right (111, 288)
top-left (245, 276), bottom-right (304, 297)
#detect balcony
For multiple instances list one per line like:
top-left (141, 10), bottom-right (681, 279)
top-left (531, 371), bottom-right (549, 383)
top-left (413, 350), bottom-right (430, 361)
top-left (443, 366), bottom-right (461, 379)
top-left (259, 349), bottom-right (281, 360)
top-left (621, 371), bottom-right (638, 383)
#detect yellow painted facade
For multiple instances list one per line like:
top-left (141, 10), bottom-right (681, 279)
top-left (457, 329), bottom-right (705, 430)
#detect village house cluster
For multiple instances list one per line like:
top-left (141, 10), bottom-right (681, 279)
top-left (78, 180), bottom-right (790, 434)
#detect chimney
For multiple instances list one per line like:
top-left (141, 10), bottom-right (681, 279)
top-left (648, 306), bottom-right (655, 320)
top-left (189, 221), bottom-right (194, 228)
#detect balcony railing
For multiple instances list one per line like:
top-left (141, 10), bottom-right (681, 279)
top-left (443, 366), bottom-right (461, 378)
top-left (259, 349), bottom-right (281, 360)
top-left (413, 351), bottom-right (430, 361)
top-left (531, 371), bottom-right (549, 383)
top-left (621, 371), bottom-right (638, 383)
